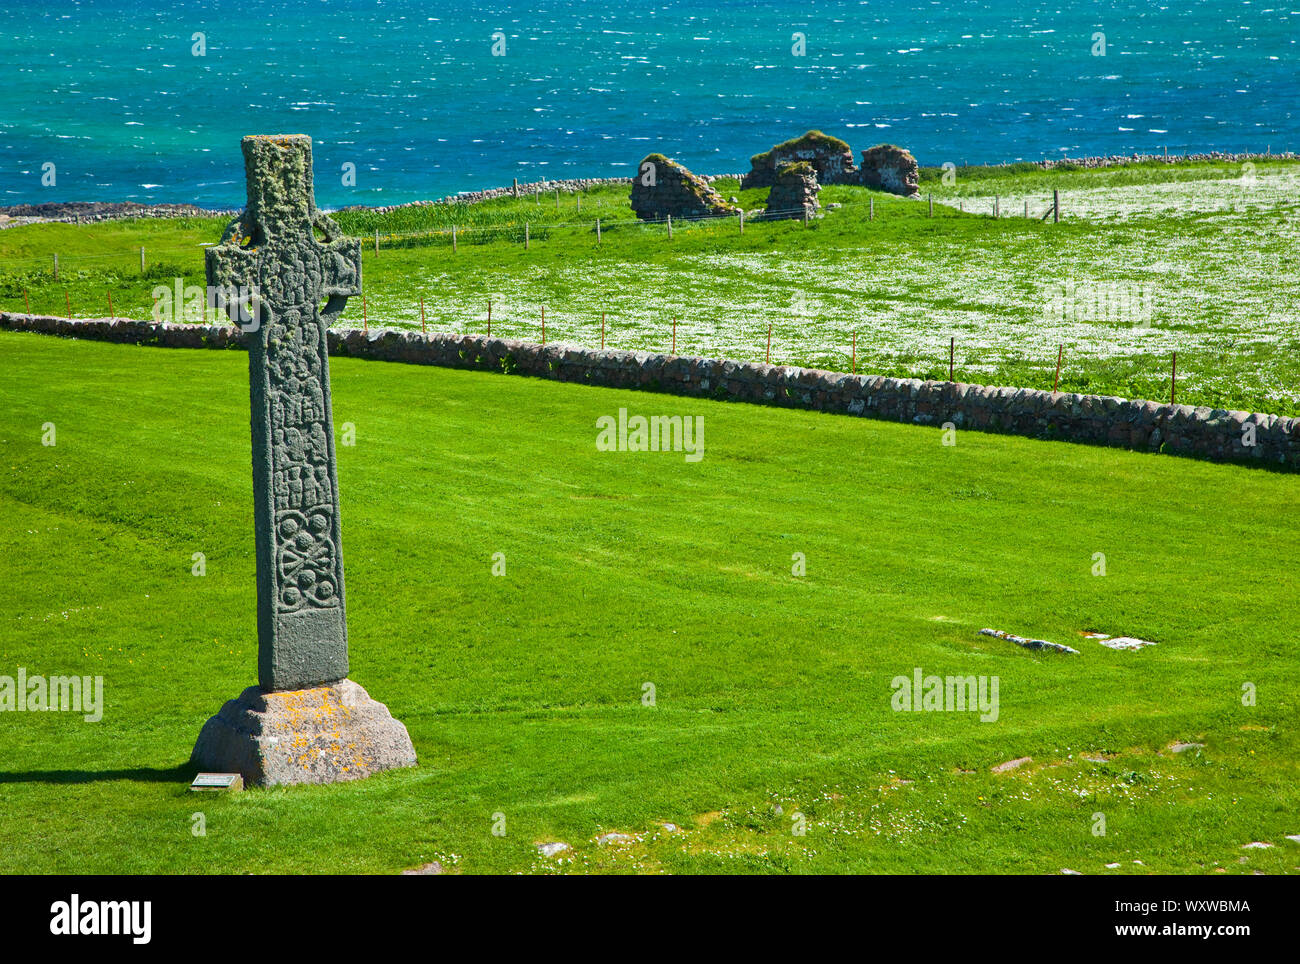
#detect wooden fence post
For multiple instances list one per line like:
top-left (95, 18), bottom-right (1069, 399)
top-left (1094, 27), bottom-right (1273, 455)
top-left (869, 198), bottom-right (874, 221)
top-left (667, 215), bottom-right (673, 240)
top-left (140, 246), bottom-right (146, 272)
top-left (928, 194), bottom-right (933, 217)
top-left (374, 230), bottom-right (379, 255)
top-left (513, 177), bottom-right (519, 198)
top-left (1053, 189), bottom-right (1060, 223)
top-left (739, 209), bottom-right (744, 234)
top-left (525, 222), bottom-right (530, 250)
top-left (596, 218), bottom-right (601, 243)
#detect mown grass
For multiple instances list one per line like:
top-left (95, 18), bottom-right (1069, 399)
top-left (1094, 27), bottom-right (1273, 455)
top-left (2, 158), bottom-right (1298, 416)
top-left (0, 331), bottom-right (1296, 874)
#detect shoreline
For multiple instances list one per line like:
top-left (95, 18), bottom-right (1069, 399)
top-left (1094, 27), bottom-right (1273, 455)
top-left (1, 150), bottom-right (1296, 226)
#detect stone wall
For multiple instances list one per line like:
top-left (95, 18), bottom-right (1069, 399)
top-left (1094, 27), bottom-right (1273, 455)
top-left (629, 154), bottom-right (740, 221)
top-left (2, 312), bottom-right (1295, 470)
top-left (859, 144), bottom-right (921, 198)
top-left (742, 131), bottom-right (857, 189)
top-left (763, 162), bottom-right (820, 220)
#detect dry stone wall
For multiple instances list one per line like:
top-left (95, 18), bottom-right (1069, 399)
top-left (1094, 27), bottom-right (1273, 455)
top-left (3, 311), bottom-right (1295, 470)
top-left (742, 131), bottom-right (857, 189)
top-left (858, 144), bottom-right (921, 198)
top-left (763, 162), bottom-right (820, 219)
top-left (629, 154), bottom-right (739, 221)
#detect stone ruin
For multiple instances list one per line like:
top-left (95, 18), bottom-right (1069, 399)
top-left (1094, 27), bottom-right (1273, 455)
top-left (741, 130), bottom-right (857, 189)
top-left (763, 162), bottom-right (820, 220)
top-left (629, 153), bottom-right (739, 222)
top-left (858, 143), bottom-right (921, 198)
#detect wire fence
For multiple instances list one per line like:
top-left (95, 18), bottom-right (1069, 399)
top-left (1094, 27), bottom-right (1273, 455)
top-left (0, 189), bottom-right (1064, 272)
top-left (1, 186), bottom-right (1279, 410)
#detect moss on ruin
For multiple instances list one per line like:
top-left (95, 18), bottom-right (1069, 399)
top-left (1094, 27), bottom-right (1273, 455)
top-left (751, 130), bottom-right (852, 168)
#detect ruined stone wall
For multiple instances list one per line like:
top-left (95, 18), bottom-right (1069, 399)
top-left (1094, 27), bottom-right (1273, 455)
top-left (629, 154), bottom-right (739, 221)
top-left (859, 144), bottom-right (921, 198)
top-left (763, 162), bottom-right (820, 220)
top-left (742, 131), bottom-right (857, 189)
top-left (3, 312), bottom-right (1294, 470)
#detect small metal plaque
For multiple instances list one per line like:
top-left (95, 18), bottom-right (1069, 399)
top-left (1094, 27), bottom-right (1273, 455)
top-left (191, 772), bottom-right (244, 792)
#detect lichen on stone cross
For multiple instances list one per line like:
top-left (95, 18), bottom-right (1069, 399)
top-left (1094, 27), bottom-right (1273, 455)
top-left (206, 134), bottom-right (362, 691)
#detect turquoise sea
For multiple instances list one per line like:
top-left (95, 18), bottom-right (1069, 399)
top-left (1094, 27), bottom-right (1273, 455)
top-left (2, 0), bottom-right (1296, 207)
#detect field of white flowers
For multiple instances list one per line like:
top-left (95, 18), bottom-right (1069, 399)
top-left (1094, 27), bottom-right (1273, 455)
top-left (357, 169), bottom-right (1299, 413)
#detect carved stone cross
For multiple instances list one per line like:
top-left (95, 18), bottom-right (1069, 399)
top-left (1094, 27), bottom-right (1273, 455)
top-left (207, 134), bottom-right (361, 691)
top-left (193, 135), bottom-right (414, 786)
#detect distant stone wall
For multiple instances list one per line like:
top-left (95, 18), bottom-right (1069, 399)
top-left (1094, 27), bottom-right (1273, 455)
top-left (859, 144), bottom-right (921, 198)
top-left (3, 312), bottom-right (1295, 469)
top-left (629, 154), bottom-right (740, 222)
top-left (742, 131), bottom-right (858, 189)
top-left (763, 162), bottom-right (820, 220)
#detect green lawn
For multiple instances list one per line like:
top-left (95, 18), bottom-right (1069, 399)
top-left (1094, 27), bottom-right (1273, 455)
top-left (3, 157), bottom-right (1299, 416)
top-left (0, 330), bottom-right (1296, 874)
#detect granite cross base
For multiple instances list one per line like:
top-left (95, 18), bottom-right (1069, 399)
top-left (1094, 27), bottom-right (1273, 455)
top-left (191, 679), bottom-right (416, 787)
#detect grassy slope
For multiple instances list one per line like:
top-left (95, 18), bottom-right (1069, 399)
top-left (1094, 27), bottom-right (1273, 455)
top-left (2, 159), bottom-right (1300, 416)
top-left (0, 331), bottom-right (1296, 874)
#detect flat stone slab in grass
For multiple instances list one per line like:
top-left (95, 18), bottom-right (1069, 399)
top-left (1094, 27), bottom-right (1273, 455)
top-left (192, 680), bottom-right (416, 787)
top-left (1083, 631), bottom-right (1157, 651)
top-left (596, 832), bottom-right (634, 846)
top-left (992, 756), bottom-right (1032, 774)
top-left (401, 862), bottom-right (445, 875)
top-left (536, 842), bottom-right (571, 857)
top-left (980, 628), bottom-right (1079, 654)
top-left (1169, 741), bottom-right (1205, 754)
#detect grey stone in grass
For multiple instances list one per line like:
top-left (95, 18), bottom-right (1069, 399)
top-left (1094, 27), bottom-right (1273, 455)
top-left (192, 135), bottom-right (414, 786)
top-left (191, 680), bottom-right (416, 787)
top-left (980, 628), bottom-right (1080, 655)
top-left (1169, 742), bottom-right (1205, 754)
top-left (597, 832), bottom-right (634, 846)
top-left (402, 862), bottom-right (445, 875)
top-left (537, 842), bottom-right (571, 857)
top-left (992, 756), bottom-right (1032, 774)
